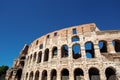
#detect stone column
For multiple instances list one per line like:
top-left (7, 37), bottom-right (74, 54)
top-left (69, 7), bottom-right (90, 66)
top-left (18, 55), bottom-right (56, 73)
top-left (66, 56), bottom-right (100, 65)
top-left (69, 68), bottom-right (74, 80)
top-left (107, 41), bottom-right (115, 53)
top-left (99, 69), bottom-right (106, 80)
top-left (68, 35), bottom-right (73, 60)
top-left (84, 69), bottom-right (89, 80)
top-left (57, 70), bottom-right (61, 80)
top-left (94, 43), bottom-right (101, 58)
top-left (47, 70), bottom-right (51, 80)
top-left (36, 52), bottom-right (39, 63)
top-left (39, 72), bottom-right (42, 80)
top-left (81, 42), bottom-right (86, 58)
top-left (30, 55), bottom-right (34, 66)
top-left (41, 50), bottom-right (44, 63)
top-left (12, 71), bottom-right (17, 80)
top-left (28, 57), bottom-right (30, 66)
top-left (116, 69), bottom-right (120, 80)
top-left (57, 47), bottom-right (61, 64)
top-left (68, 46), bottom-right (73, 60)
top-left (48, 48), bottom-right (52, 62)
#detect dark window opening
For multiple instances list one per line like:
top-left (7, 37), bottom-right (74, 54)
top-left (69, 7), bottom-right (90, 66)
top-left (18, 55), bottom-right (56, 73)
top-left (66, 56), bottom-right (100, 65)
top-left (33, 52), bottom-right (37, 62)
top-left (36, 40), bottom-right (39, 45)
top-left (73, 28), bottom-right (77, 34)
top-left (47, 35), bottom-right (50, 39)
top-left (72, 36), bottom-right (80, 42)
top-left (112, 40), bottom-right (120, 52)
top-left (51, 69), bottom-right (57, 80)
top-left (61, 45), bottom-right (69, 58)
top-left (20, 56), bottom-right (25, 60)
top-left (74, 68), bottom-right (84, 80)
top-left (40, 44), bottom-right (43, 49)
top-left (52, 47), bottom-right (58, 58)
top-left (42, 70), bottom-right (47, 80)
top-left (72, 44), bottom-right (81, 59)
top-left (54, 32), bottom-right (57, 36)
top-left (61, 69), bottom-right (69, 80)
top-left (85, 42), bottom-right (95, 58)
top-left (89, 68), bottom-right (100, 80)
top-left (29, 71), bottom-right (33, 80)
top-left (37, 51), bottom-right (42, 63)
top-left (105, 67), bottom-right (117, 80)
top-left (15, 69), bottom-right (22, 80)
top-left (44, 49), bottom-right (49, 62)
top-left (99, 41), bottom-right (107, 53)
top-left (35, 71), bottom-right (39, 80)
top-left (20, 61), bottom-right (24, 67)
top-left (26, 73), bottom-right (28, 80)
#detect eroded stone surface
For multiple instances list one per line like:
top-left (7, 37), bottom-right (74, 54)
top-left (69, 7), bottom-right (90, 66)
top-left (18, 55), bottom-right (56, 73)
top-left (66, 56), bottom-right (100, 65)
top-left (6, 23), bottom-right (120, 80)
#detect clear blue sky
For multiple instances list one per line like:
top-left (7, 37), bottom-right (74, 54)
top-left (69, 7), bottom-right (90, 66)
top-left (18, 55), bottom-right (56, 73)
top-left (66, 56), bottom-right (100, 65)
top-left (0, 0), bottom-right (120, 68)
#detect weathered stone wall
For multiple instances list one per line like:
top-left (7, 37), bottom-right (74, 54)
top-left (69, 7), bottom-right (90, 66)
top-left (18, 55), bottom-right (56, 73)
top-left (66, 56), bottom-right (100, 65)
top-left (6, 23), bottom-right (120, 80)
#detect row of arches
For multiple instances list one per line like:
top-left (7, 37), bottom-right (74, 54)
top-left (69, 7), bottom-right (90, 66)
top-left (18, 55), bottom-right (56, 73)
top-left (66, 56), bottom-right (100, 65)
top-left (34, 34), bottom-right (120, 54)
top-left (8, 69), bottom-right (22, 80)
top-left (25, 67), bottom-right (117, 80)
top-left (27, 40), bottom-right (120, 65)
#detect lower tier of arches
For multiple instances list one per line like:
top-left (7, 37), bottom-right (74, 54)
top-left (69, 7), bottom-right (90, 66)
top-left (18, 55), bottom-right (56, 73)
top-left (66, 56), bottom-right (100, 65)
top-left (21, 66), bottom-right (119, 80)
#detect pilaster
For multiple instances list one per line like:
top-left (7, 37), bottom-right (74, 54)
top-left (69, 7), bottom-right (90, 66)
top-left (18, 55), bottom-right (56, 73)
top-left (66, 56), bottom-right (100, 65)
top-left (107, 41), bottom-right (115, 53)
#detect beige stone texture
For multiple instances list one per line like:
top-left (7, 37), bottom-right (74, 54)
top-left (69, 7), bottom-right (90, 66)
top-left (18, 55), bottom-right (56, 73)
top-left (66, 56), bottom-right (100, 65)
top-left (6, 23), bottom-right (120, 80)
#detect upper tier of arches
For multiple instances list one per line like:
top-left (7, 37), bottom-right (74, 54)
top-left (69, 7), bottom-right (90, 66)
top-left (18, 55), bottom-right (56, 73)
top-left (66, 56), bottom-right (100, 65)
top-left (28, 23), bottom-right (100, 51)
top-left (26, 39), bottom-right (120, 66)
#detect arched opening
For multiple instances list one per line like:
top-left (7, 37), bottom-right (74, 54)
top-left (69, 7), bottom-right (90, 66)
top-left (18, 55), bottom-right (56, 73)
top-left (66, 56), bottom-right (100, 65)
top-left (36, 40), bottom-right (39, 45)
top-left (61, 45), bottom-right (69, 58)
top-left (85, 42), bottom-right (95, 58)
top-left (51, 69), bottom-right (57, 80)
top-left (72, 44), bottom-right (81, 59)
top-left (20, 56), bottom-right (25, 66)
top-left (89, 68), bottom-right (100, 80)
top-left (54, 32), bottom-right (57, 36)
top-left (33, 52), bottom-right (37, 62)
top-left (39, 44), bottom-right (43, 49)
top-left (37, 51), bottom-right (42, 63)
top-left (20, 56), bottom-right (25, 59)
top-left (105, 67), bottom-right (117, 80)
top-left (20, 61), bottom-right (25, 67)
top-left (44, 49), bottom-right (49, 62)
top-left (47, 35), bottom-right (50, 39)
top-left (26, 72), bottom-right (28, 80)
top-left (112, 40), bottom-right (120, 52)
top-left (42, 70), bottom-right (47, 80)
top-left (61, 69), bottom-right (69, 80)
top-left (52, 47), bottom-right (58, 58)
top-left (15, 69), bottom-right (22, 80)
top-left (73, 28), bottom-right (77, 34)
top-left (98, 40), bottom-right (107, 53)
top-left (35, 70), bottom-right (39, 80)
top-left (74, 68), bottom-right (84, 80)
top-left (72, 36), bottom-right (80, 42)
top-left (29, 71), bottom-right (33, 80)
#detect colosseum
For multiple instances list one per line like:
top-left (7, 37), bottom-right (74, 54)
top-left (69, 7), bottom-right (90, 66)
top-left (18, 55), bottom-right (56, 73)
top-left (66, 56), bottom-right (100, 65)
top-left (5, 23), bottom-right (120, 80)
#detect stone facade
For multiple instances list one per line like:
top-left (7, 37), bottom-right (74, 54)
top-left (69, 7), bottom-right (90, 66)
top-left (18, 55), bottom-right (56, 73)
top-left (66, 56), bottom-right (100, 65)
top-left (6, 23), bottom-right (120, 80)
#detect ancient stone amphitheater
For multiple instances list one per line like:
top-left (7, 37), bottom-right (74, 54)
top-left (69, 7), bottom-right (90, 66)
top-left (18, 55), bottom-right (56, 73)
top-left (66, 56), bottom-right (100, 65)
top-left (6, 23), bottom-right (120, 80)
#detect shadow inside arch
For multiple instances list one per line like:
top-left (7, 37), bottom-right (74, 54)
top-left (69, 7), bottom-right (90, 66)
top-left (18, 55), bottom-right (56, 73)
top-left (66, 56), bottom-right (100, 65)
top-left (108, 75), bottom-right (118, 80)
